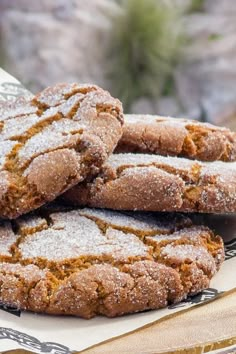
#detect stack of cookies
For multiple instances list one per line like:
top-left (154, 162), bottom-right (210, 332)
top-left (0, 83), bottom-right (235, 319)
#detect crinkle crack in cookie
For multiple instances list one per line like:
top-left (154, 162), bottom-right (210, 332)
top-left (0, 84), bottom-right (123, 219)
top-left (0, 207), bottom-right (224, 318)
top-left (63, 154), bottom-right (236, 213)
top-left (116, 115), bottom-right (236, 162)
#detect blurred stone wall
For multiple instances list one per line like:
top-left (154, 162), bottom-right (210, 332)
top-left (176, 0), bottom-right (236, 128)
top-left (0, 0), bottom-right (119, 91)
top-left (0, 0), bottom-right (236, 129)
top-left (132, 0), bottom-right (236, 129)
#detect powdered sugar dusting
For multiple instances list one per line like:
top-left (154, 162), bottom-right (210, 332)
top-left (35, 83), bottom-right (79, 107)
top-left (80, 208), bottom-right (180, 233)
top-left (16, 215), bottom-right (48, 234)
top-left (125, 114), bottom-right (166, 125)
top-left (20, 133), bottom-right (78, 168)
top-left (58, 93), bottom-right (84, 116)
top-left (1, 114), bottom-right (43, 141)
top-left (0, 98), bottom-right (37, 122)
top-left (19, 212), bottom-right (149, 261)
top-left (124, 114), bottom-right (230, 133)
top-left (108, 153), bottom-right (197, 171)
top-left (0, 262), bottom-right (47, 280)
top-left (0, 206), bottom-right (225, 318)
top-left (161, 244), bottom-right (216, 275)
top-left (90, 153), bottom-right (236, 213)
top-left (0, 222), bottom-right (18, 256)
top-left (150, 227), bottom-right (204, 244)
top-left (125, 114), bottom-right (189, 127)
top-left (201, 160), bottom-right (236, 178)
top-left (0, 141), bottom-right (16, 169)
top-left (0, 81), bottom-right (123, 219)
top-left (19, 119), bottom-right (83, 166)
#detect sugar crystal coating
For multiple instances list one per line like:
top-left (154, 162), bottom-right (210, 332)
top-left (64, 153), bottom-right (236, 213)
top-left (116, 114), bottom-right (236, 162)
top-left (0, 83), bottom-right (123, 219)
top-left (0, 222), bottom-right (18, 256)
top-left (0, 207), bottom-right (224, 318)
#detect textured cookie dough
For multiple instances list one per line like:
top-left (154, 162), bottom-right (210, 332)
top-left (63, 153), bottom-right (236, 213)
top-left (0, 207), bottom-right (224, 318)
top-left (116, 115), bottom-right (236, 162)
top-left (0, 83), bottom-right (123, 219)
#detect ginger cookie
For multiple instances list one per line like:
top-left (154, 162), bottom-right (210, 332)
top-left (0, 83), bottom-right (123, 219)
top-left (63, 153), bottom-right (236, 213)
top-left (116, 115), bottom-right (236, 162)
top-left (0, 207), bottom-right (224, 318)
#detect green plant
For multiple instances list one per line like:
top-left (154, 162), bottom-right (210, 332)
top-left (187, 0), bottom-right (205, 13)
top-left (107, 0), bottom-right (183, 111)
top-left (208, 33), bottom-right (222, 41)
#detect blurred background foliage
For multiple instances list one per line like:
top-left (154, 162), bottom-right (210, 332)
top-left (0, 0), bottom-right (235, 129)
top-left (108, 0), bottom-right (183, 111)
top-left (187, 0), bottom-right (205, 12)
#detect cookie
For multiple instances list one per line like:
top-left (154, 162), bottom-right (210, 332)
top-left (116, 114), bottom-right (236, 162)
top-left (0, 207), bottom-right (224, 318)
top-left (63, 153), bottom-right (236, 213)
top-left (0, 83), bottom-right (123, 219)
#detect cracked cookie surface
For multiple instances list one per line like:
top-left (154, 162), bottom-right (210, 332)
top-left (63, 153), bottom-right (236, 213)
top-left (0, 207), bottom-right (224, 318)
top-left (0, 83), bottom-right (123, 219)
top-left (116, 115), bottom-right (236, 162)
